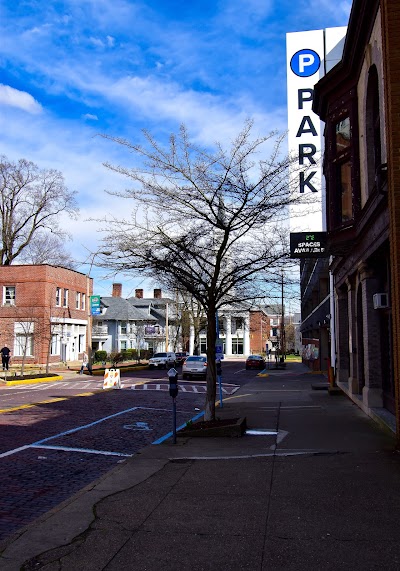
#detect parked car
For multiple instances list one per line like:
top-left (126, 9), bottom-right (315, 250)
top-left (148, 352), bottom-right (176, 369)
top-left (245, 354), bottom-right (266, 370)
top-left (182, 355), bottom-right (207, 379)
top-left (175, 352), bottom-right (189, 366)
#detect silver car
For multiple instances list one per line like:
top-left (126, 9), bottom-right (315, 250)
top-left (182, 356), bottom-right (207, 379)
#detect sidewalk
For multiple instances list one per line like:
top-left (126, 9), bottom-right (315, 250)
top-left (1, 362), bottom-right (399, 570)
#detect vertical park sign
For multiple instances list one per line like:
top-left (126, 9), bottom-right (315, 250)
top-left (287, 27), bottom-right (347, 235)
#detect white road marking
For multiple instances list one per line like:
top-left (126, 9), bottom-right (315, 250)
top-left (31, 444), bottom-right (132, 457)
top-left (0, 405), bottom-right (181, 458)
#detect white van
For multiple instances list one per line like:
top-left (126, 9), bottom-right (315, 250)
top-left (148, 352), bottom-right (176, 369)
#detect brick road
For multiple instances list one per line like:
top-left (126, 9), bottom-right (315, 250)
top-left (0, 388), bottom-right (207, 542)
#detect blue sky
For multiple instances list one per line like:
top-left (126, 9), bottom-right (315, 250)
top-left (0, 0), bottom-right (351, 299)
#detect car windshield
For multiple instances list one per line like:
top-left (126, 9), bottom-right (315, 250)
top-left (248, 356), bottom-right (262, 360)
top-left (186, 356), bottom-right (205, 362)
top-left (153, 353), bottom-right (167, 358)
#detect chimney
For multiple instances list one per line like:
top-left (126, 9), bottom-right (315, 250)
top-left (112, 283), bottom-right (122, 298)
top-left (154, 288), bottom-right (162, 299)
top-left (135, 289), bottom-right (144, 299)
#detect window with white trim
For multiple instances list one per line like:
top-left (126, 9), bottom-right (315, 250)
top-left (50, 335), bottom-right (60, 355)
top-left (81, 294), bottom-right (86, 311)
top-left (76, 292), bottom-right (81, 309)
top-left (14, 334), bottom-right (34, 357)
top-left (3, 286), bottom-right (16, 306)
top-left (56, 287), bottom-right (61, 306)
top-left (63, 289), bottom-right (69, 307)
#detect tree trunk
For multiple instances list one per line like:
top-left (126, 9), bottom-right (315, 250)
top-left (204, 306), bottom-right (217, 421)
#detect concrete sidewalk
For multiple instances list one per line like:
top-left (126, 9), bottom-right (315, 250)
top-left (1, 362), bottom-right (399, 570)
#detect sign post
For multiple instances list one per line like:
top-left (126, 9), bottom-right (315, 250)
top-left (168, 368), bottom-right (179, 444)
top-left (215, 340), bottom-right (224, 407)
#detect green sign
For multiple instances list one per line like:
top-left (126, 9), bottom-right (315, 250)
top-left (90, 295), bottom-right (101, 315)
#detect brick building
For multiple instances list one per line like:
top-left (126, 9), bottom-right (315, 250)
top-left (313, 0), bottom-right (399, 436)
top-left (0, 265), bottom-right (93, 366)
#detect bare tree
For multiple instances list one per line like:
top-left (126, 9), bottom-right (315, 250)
top-left (18, 231), bottom-right (76, 268)
top-left (0, 156), bottom-right (78, 265)
top-left (99, 121), bottom-right (310, 420)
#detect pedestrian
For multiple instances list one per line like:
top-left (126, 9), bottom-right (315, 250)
top-left (80, 351), bottom-right (93, 375)
top-left (1, 345), bottom-right (11, 371)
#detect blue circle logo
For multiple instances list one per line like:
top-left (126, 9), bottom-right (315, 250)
top-left (290, 49), bottom-right (321, 77)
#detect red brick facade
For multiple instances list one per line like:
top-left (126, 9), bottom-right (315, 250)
top-left (382, 0), bottom-right (400, 443)
top-left (0, 265), bottom-right (93, 365)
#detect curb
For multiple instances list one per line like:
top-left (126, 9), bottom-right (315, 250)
top-left (2, 375), bottom-right (63, 386)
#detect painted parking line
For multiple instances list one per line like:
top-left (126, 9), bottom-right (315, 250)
top-left (30, 444), bottom-right (133, 457)
top-left (130, 383), bottom-right (239, 395)
top-left (0, 405), bottom-right (199, 458)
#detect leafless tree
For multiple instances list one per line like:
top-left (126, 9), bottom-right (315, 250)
top-left (99, 121), bottom-right (311, 420)
top-left (18, 231), bottom-right (76, 268)
top-left (0, 156), bottom-right (78, 265)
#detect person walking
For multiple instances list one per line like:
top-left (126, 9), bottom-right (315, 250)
top-left (80, 351), bottom-right (93, 375)
top-left (1, 346), bottom-right (11, 371)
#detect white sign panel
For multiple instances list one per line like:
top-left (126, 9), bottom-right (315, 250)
top-left (287, 28), bottom-right (347, 233)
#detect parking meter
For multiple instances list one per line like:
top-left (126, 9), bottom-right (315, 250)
top-left (216, 360), bottom-right (222, 376)
top-left (168, 368), bottom-right (179, 398)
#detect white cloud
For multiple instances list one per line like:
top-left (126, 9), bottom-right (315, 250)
top-left (83, 113), bottom-right (99, 120)
top-left (89, 36), bottom-right (105, 48)
top-left (0, 84), bottom-right (43, 114)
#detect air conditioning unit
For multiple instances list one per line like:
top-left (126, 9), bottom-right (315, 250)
top-left (373, 293), bottom-right (389, 309)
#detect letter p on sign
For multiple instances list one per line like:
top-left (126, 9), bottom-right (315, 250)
top-left (290, 49), bottom-right (321, 77)
top-left (299, 53), bottom-right (315, 73)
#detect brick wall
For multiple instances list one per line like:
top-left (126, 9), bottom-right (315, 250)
top-left (381, 0), bottom-right (400, 443)
top-left (249, 311), bottom-right (270, 354)
top-left (0, 265), bottom-right (93, 365)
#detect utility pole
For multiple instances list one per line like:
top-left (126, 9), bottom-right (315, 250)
top-left (165, 302), bottom-right (169, 351)
top-left (281, 270), bottom-right (285, 360)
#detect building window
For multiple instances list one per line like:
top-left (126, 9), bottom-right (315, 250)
top-left (120, 321), bottom-right (127, 335)
top-left (63, 289), bottom-right (69, 307)
top-left (14, 334), bottom-right (34, 357)
top-left (200, 339), bottom-right (207, 354)
top-left (335, 117), bottom-right (351, 151)
top-left (366, 65), bottom-right (382, 193)
top-left (82, 294), bottom-right (86, 311)
top-left (231, 338), bottom-right (243, 355)
top-left (3, 286), bottom-right (16, 306)
top-left (78, 334), bottom-right (84, 352)
top-left (337, 161), bottom-right (353, 223)
top-left (76, 292), bottom-right (81, 309)
top-left (50, 335), bottom-right (59, 355)
top-left (120, 340), bottom-right (127, 350)
top-left (330, 114), bottom-right (355, 228)
top-left (56, 287), bottom-right (61, 306)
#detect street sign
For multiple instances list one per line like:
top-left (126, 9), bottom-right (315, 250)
top-left (90, 295), bottom-right (101, 315)
top-left (215, 340), bottom-right (224, 360)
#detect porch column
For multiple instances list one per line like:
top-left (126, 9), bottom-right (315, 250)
top-left (243, 314), bottom-right (250, 356)
top-left (189, 323), bottom-right (195, 355)
top-left (225, 314), bottom-right (232, 356)
top-left (346, 277), bottom-right (359, 394)
top-left (336, 286), bottom-right (349, 385)
top-left (359, 263), bottom-right (384, 407)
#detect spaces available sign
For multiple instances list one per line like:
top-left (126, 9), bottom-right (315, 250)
top-left (290, 232), bottom-right (327, 258)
